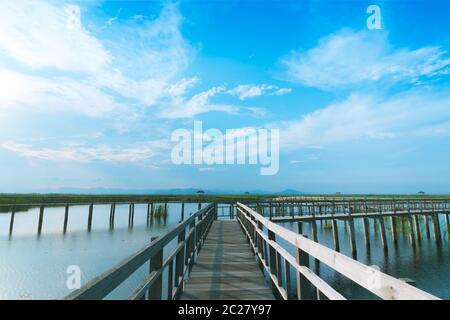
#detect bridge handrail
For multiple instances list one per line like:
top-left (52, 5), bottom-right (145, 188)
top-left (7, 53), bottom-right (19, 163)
top-left (236, 202), bottom-right (440, 300)
top-left (64, 203), bottom-right (216, 300)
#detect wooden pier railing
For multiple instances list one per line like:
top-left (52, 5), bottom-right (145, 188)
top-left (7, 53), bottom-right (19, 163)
top-left (65, 204), bottom-right (216, 300)
top-left (236, 202), bottom-right (440, 300)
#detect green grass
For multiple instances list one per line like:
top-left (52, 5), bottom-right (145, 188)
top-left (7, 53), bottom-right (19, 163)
top-left (0, 193), bottom-right (449, 207)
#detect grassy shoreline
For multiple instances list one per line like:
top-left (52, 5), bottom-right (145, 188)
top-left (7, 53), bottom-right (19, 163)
top-left (1, 193), bottom-right (450, 207)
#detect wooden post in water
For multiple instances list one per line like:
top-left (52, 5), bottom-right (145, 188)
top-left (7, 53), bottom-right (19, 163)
top-left (87, 204), bottom-right (93, 232)
top-left (310, 204), bottom-right (318, 243)
top-left (148, 236), bottom-right (163, 300)
top-left (378, 205), bottom-right (388, 252)
top-left (390, 200), bottom-right (398, 244)
top-left (63, 204), bottom-right (69, 234)
top-left (109, 203), bottom-right (115, 229)
top-left (37, 205), bottom-right (44, 235)
top-left (331, 203), bottom-right (340, 252)
top-left (9, 207), bottom-right (16, 236)
top-left (198, 202), bottom-right (201, 210)
top-left (362, 201), bottom-right (370, 248)
top-left (407, 204), bottom-right (416, 246)
top-left (423, 202), bottom-right (431, 239)
top-left (180, 202), bottom-right (185, 221)
top-left (445, 213), bottom-right (449, 233)
top-left (347, 206), bottom-right (357, 258)
top-left (128, 203), bottom-right (134, 228)
top-left (430, 202), bottom-right (441, 243)
top-left (146, 203), bottom-right (151, 226)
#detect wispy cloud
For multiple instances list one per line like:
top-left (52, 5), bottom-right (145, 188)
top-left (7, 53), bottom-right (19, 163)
top-left (227, 84), bottom-right (292, 100)
top-left (0, 1), bottom-right (194, 118)
top-left (281, 29), bottom-right (450, 90)
top-left (278, 89), bottom-right (450, 150)
top-left (1, 140), bottom-right (168, 163)
top-left (159, 85), bottom-right (267, 119)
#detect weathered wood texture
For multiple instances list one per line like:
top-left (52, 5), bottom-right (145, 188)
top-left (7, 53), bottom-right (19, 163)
top-left (180, 220), bottom-right (274, 300)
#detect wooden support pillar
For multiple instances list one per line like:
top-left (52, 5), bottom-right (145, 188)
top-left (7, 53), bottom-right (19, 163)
top-left (109, 203), bottom-right (116, 229)
top-left (378, 210), bottom-right (388, 252)
top-left (413, 214), bottom-right (421, 241)
top-left (198, 202), bottom-right (201, 210)
top-left (347, 207), bottom-right (357, 258)
top-left (363, 203), bottom-right (370, 248)
top-left (87, 204), bottom-right (93, 232)
top-left (311, 204), bottom-right (318, 243)
top-left (63, 204), bottom-right (69, 234)
top-left (331, 204), bottom-right (339, 251)
top-left (363, 219), bottom-right (370, 249)
top-left (332, 219), bottom-right (340, 252)
top-left (431, 208), bottom-right (441, 243)
top-left (148, 236), bottom-right (163, 300)
top-left (9, 207), bottom-right (16, 236)
top-left (445, 213), bottom-right (449, 233)
top-left (407, 206), bottom-right (416, 246)
top-left (390, 216), bottom-right (398, 243)
top-left (37, 205), bottom-right (44, 235)
top-left (180, 202), bottom-right (185, 221)
top-left (296, 224), bottom-right (310, 300)
top-left (424, 214), bottom-right (431, 239)
top-left (128, 203), bottom-right (134, 228)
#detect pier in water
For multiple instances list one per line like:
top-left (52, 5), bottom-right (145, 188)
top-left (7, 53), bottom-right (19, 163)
top-left (0, 197), bottom-right (448, 300)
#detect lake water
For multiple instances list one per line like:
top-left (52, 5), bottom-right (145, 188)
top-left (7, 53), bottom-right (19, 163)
top-left (0, 204), bottom-right (448, 299)
top-left (0, 203), bottom-right (200, 299)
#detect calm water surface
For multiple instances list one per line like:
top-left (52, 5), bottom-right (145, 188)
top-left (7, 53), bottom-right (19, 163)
top-left (0, 203), bottom-right (200, 299)
top-left (0, 205), bottom-right (448, 299)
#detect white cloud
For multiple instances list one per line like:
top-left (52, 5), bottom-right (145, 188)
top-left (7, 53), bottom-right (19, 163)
top-left (1, 140), bottom-right (168, 162)
top-left (227, 84), bottom-right (291, 100)
top-left (160, 86), bottom-right (238, 118)
top-left (282, 29), bottom-right (450, 90)
top-left (0, 0), bottom-right (112, 73)
top-left (0, 1), bottom-right (195, 117)
top-left (0, 70), bottom-right (126, 117)
top-left (278, 89), bottom-right (450, 151)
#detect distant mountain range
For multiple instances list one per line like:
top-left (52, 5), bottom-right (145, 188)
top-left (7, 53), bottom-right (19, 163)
top-left (34, 187), bottom-right (307, 195)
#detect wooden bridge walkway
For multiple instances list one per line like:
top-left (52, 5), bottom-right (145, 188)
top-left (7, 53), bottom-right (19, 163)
top-left (180, 220), bottom-right (274, 300)
top-left (65, 202), bottom-right (442, 300)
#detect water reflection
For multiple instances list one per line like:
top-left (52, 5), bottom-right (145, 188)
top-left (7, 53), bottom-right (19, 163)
top-left (0, 203), bottom-right (200, 299)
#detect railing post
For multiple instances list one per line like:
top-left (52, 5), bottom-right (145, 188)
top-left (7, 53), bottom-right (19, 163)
top-left (174, 228), bottom-right (186, 299)
top-left (296, 223), bottom-right (310, 300)
top-left (148, 236), bottom-right (163, 300)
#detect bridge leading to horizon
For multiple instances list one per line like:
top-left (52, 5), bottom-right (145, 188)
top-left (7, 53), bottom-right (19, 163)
top-left (61, 198), bottom-right (448, 300)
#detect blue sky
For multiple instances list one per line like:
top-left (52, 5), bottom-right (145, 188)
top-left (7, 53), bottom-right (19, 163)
top-left (0, 0), bottom-right (449, 193)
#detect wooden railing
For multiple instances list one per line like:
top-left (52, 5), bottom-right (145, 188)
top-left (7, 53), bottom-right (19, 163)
top-left (65, 204), bottom-right (216, 300)
top-left (236, 202), bottom-right (440, 300)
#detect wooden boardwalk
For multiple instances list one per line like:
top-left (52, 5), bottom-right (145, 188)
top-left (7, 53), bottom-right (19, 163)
top-left (180, 220), bottom-right (275, 300)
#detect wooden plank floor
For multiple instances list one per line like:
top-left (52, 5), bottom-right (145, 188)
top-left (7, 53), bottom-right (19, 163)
top-left (180, 220), bottom-right (274, 300)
